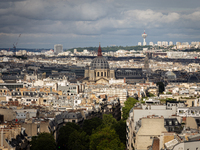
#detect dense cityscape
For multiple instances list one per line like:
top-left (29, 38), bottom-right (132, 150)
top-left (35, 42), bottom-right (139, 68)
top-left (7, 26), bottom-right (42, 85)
top-left (0, 40), bottom-right (200, 149)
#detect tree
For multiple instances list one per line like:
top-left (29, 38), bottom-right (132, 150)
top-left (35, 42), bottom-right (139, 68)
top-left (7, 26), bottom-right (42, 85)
top-left (30, 132), bottom-right (56, 150)
top-left (82, 117), bottom-right (103, 135)
top-left (57, 122), bottom-right (80, 150)
top-left (102, 114), bottom-right (117, 127)
top-left (122, 97), bottom-right (138, 120)
top-left (156, 82), bottom-right (165, 93)
top-left (90, 126), bottom-right (125, 150)
top-left (68, 130), bottom-right (89, 150)
top-left (146, 92), bottom-right (155, 97)
top-left (111, 120), bottom-right (126, 145)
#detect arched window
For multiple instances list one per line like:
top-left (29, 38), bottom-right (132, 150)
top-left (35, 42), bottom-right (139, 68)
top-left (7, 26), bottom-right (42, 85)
top-left (104, 72), bottom-right (106, 77)
top-left (97, 72), bottom-right (99, 77)
top-left (101, 72), bottom-right (103, 76)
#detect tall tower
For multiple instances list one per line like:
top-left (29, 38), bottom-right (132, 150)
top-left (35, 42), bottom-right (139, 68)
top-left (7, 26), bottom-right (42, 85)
top-left (54, 44), bottom-right (63, 54)
top-left (142, 30), bottom-right (147, 46)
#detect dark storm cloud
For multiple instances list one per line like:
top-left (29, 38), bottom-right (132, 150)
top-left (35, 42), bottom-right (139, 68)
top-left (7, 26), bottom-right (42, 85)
top-left (0, 0), bottom-right (200, 48)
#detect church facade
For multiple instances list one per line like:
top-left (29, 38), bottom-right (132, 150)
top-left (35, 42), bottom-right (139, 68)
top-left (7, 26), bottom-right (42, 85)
top-left (84, 45), bottom-right (115, 84)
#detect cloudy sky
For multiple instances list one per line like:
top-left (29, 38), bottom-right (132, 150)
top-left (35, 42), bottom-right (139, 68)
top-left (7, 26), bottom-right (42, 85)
top-left (0, 0), bottom-right (200, 49)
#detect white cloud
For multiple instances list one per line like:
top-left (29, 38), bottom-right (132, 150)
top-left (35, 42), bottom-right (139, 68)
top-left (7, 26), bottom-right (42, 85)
top-left (0, 0), bottom-right (200, 48)
top-left (183, 11), bottom-right (200, 21)
top-left (123, 9), bottom-right (180, 24)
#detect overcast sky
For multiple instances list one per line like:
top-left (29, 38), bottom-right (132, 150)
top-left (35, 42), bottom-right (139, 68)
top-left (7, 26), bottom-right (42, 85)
top-left (0, 0), bottom-right (200, 49)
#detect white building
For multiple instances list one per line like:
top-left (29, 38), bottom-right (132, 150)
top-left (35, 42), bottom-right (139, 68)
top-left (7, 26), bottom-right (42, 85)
top-left (176, 42), bottom-right (181, 46)
top-left (177, 107), bottom-right (200, 117)
top-left (54, 44), bottom-right (63, 54)
top-left (149, 42), bottom-right (154, 46)
top-left (157, 41), bottom-right (162, 46)
top-left (138, 42), bottom-right (142, 46)
top-left (162, 41), bottom-right (168, 47)
top-left (169, 41), bottom-right (173, 46)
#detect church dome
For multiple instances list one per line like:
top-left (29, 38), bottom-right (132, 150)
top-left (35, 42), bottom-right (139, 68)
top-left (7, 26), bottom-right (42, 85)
top-left (90, 56), bottom-right (109, 69)
top-left (90, 44), bottom-right (109, 69)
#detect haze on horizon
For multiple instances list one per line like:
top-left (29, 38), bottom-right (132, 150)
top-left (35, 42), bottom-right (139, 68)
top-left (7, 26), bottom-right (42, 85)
top-left (0, 0), bottom-right (200, 49)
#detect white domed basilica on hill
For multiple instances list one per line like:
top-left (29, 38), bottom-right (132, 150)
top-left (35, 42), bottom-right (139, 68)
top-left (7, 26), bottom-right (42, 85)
top-left (84, 44), bottom-right (115, 84)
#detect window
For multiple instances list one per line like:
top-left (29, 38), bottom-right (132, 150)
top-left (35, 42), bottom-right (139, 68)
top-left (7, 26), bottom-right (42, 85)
top-left (97, 72), bottom-right (99, 77)
top-left (104, 72), bottom-right (106, 77)
top-left (175, 121), bottom-right (178, 125)
top-left (72, 120), bottom-right (75, 123)
top-left (169, 121), bottom-right (172, 125)
top-left (101, 72), bottom-right (103, 76)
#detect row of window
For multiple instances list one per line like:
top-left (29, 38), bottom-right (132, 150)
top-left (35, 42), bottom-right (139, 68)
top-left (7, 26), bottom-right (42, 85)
top-left (96, 72), bottom-right (108, 77)
top-left (26, 99), bottom-right (38, 101)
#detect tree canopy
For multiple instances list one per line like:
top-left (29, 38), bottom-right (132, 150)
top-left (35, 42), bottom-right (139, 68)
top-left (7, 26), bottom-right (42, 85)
top-left (102, 114), bottom-right (117, 127)
top-left (57, 122), bottom-right (81, 150)
top-left (82, 117), bottom-right (103, 135)
top-left (111, 120), bottom-right (126, 145)
top-left (30, 132), bottom-right (56, 150)
top-left (68, 130), bottom-right (89, 150)
top-left (122, 97), bottom-right (138, 120)
top-left (90, 126), bottom-right (125, 150)
top-left (52, 114), bottom-right (126, 150)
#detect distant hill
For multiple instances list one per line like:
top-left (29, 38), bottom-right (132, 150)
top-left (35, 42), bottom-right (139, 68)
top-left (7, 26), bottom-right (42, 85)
top-left (66, 45), bottom-right (152, 52)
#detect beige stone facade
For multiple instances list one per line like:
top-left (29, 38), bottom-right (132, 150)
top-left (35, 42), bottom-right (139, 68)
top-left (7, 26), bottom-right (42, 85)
top-left (134, 117), bottom-right (167, 150)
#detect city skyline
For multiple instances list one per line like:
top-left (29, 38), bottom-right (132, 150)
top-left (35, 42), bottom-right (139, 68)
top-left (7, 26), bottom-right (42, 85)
top-left (0, 0), bottom-right (200, 49)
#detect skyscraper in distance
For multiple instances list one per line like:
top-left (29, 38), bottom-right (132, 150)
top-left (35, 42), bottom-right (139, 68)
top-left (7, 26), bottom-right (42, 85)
top-left (54, 44), bottom-right (63, 54)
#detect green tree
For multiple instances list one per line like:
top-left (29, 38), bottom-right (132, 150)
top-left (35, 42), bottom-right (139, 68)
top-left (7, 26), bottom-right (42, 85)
top-left (57, 122), bottom-right (80, 150)
top-left (122, 97), bottom-right (138, 120)
top-left (82, 117), bottom-right (103, 135)
top-left (30, 132), bottom-right (56, 150)
top-left (146, 92), bottom-right (155, 97)
top-left (90, 126), bottom-right (125, 150)
top-left (111, 120), bottom-right (126, 145)
top-left (156, 82), bottom-right (165, 93)
top-left (68, 130), bottom-right (89, 150)
top-left (102, 114), bottom-right (117, 127)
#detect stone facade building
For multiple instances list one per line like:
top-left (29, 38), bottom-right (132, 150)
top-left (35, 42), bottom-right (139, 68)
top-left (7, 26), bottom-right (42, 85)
top-left (84, 44), bottom-right (115, 84)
